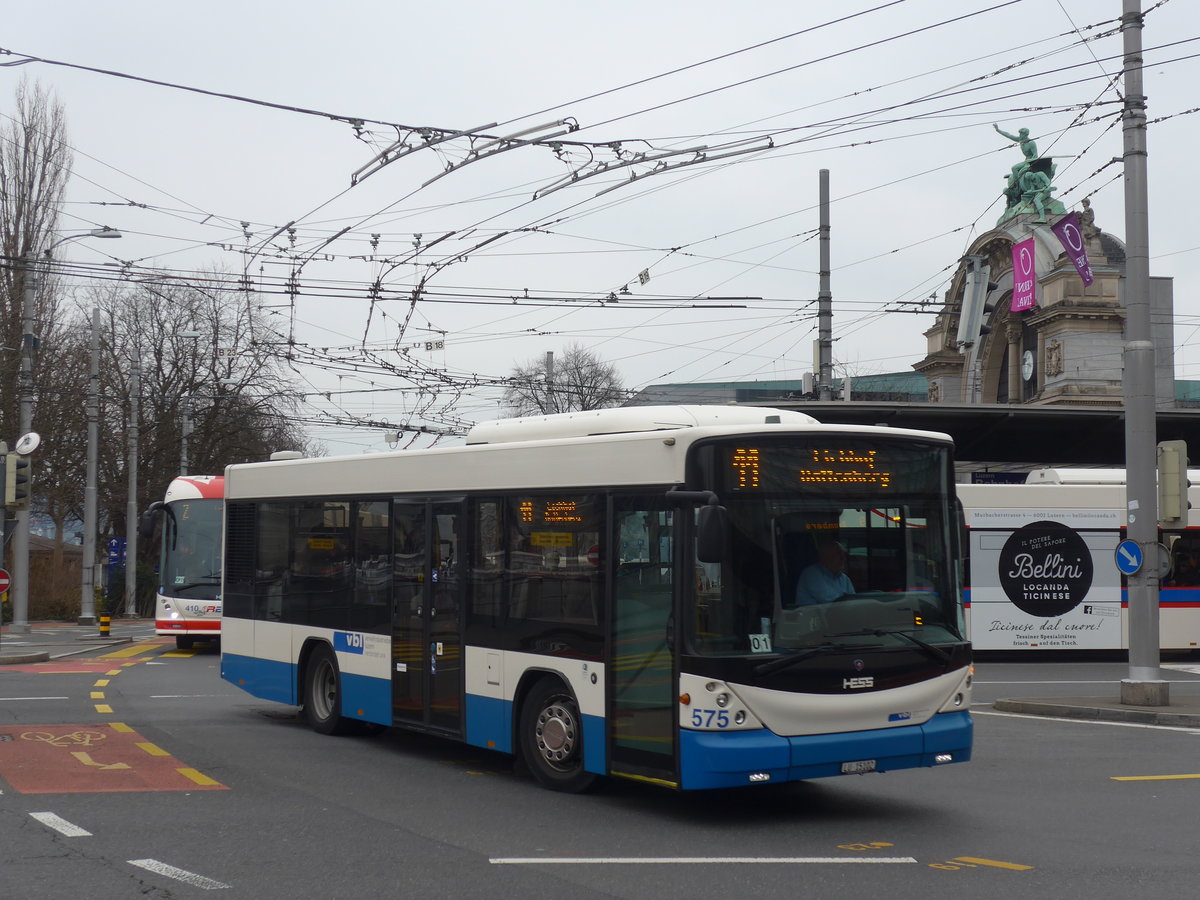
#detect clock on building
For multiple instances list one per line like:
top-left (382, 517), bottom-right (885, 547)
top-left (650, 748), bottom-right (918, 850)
top-left (1021, 349), bottom-right (1035, 382)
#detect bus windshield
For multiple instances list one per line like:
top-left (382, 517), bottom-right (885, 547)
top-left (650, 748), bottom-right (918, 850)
top-left (162, 497), bottom-right (223, 599)
top-left (688, 438), bottom-right (964, 658)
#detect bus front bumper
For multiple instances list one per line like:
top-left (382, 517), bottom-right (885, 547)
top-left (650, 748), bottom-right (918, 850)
top-left (678, 710), bottom-right (972, 790)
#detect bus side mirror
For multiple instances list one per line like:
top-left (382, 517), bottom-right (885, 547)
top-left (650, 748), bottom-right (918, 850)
top-left (696, 503), bottom-right (728, 564)
top-left (139, 500), bottom-right (166, 541)
top-left (665, 488), bottom-right (728, 563)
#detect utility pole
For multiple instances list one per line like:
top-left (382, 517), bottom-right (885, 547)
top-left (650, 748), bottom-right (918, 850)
top-left (80, 307), bottom-right (100, 625)
top-left (817, 169), bottom-right (833, 401)
top-left (545, 351), bottom-right (555, 414)
top-left (1119, 0), bottom-right (1166, 706)
top-left (124, 347), bottom-right (140, 618)
top-left (9, 252), bottom-right (37, 634)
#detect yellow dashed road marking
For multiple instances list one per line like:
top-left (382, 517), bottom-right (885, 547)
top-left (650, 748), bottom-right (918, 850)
top-left (177, 768), bottom-right (221, 786)
top-left (101, 644), bottom-right (160, 659)
top-left (953, 857), bottom-right (1034, 870)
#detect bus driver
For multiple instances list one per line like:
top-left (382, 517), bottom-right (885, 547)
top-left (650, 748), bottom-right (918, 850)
top-left (795, 539), bottom-right (855, 606)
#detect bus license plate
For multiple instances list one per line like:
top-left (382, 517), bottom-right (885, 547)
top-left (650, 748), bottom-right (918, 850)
top-left (841, 759), bottom-right (876, 774)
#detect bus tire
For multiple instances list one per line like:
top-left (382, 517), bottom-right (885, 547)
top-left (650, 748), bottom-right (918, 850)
top-left (518, 677), bottom-right (597, 793)
top-left (304, 644), bottom-right (354, 736)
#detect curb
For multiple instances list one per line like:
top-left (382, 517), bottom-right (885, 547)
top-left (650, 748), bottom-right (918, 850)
top-left (993, 698), bottom-right (1200, 728)
top-left (0, 651), bottom-right (51, 665)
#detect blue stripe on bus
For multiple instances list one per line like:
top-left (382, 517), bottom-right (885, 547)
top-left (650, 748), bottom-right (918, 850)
top-left (465, 694), bottom-right (512, 754)
top-left (222, 653), bottom-right (296, 705)
top-left (465, 693), bottom-right (607, 775)
top-left (222, 653), bottom-right (391, 725)
top-left (678, 710), bottom-right (973, 790)
top-left (341, 672), bottom-right (391, 725)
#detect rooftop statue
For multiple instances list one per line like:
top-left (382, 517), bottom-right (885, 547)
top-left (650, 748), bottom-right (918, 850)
top-left (994, 123), bottom-right (1066, 225)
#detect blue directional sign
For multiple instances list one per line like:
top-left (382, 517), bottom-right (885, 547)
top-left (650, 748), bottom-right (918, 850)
top-left (1115, 540), bottom-right (1143, 576)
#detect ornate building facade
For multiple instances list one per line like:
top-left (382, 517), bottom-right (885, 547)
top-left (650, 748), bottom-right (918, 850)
top-left (914, 198), bottom-right (1175, 408)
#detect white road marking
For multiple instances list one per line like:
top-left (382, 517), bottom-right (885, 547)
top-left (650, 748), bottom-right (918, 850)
top-left (490, 857), bottom-right (917, 865)
top-left (128, 859), bottom-right (230, 890)
top-left (30, 812), bottom-right (92, 837)
top-left (0, 696), bottom-right (69, 702)
top-left (974, 709), bottom-right (1200, 733)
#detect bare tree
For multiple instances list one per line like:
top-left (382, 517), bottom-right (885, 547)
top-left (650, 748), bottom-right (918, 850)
top-left (503, 343), bottom-right (626, 416)
top-left (79, 275), bottom-right (310, 550)
top-left (0, 78), bottom-right (72, 440)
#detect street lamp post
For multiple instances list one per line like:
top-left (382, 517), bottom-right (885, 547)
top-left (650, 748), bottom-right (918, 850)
top-left (79, 307), bottom-right (101, 625)
top-left (10, 227), bottom-right (120, 635)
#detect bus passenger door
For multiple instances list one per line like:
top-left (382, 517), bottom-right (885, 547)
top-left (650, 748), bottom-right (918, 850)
top-left (392, 500), bottom-right (463, 734)
top-left (609, 501), bottom-right (677, 784)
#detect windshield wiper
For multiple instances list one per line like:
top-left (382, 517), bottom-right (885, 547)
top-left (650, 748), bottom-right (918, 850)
top-left (852, 628), bottom-right (953, 665)
top-left (172, 579), bottom-right (220, 593)
top-left (753, 642), bottom-right (851, 676)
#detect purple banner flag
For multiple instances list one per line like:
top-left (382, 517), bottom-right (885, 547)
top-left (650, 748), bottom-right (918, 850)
top-left (1011, 237), bottom-right (1036, 312)
top-left (1050, 212), bottom-right (1094, 286)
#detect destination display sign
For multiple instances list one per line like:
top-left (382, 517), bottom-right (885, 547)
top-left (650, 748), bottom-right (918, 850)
top-left (725, 444), bottom-right (908, 493)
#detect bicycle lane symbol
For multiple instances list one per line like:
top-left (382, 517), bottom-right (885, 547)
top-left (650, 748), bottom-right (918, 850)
top-left (0, 723), bottom-right (228, 793)
top-left (21, 730), bottom-right (132, 771)
top-left (21, 731), bottom-right (131, 770)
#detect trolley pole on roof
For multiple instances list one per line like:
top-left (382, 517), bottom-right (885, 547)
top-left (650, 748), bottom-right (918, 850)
top-left (1119, 0), bottom-right (1167, 706)
top-left (817, 169), bottom-right (833, 401)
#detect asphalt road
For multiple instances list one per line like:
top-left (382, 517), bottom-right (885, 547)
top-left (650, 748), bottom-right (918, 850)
top-left (2, 639), bottom-right (1199, 899)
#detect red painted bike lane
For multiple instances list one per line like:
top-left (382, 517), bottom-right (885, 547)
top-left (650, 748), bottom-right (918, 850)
top-left (0, 722), bottom-right (228, 794)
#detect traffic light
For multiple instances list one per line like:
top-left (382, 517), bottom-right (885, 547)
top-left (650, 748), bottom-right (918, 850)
top-left (4, 452), bottom-right (30, 511)
top-left (1158, 440), bottom-right (1190, 528)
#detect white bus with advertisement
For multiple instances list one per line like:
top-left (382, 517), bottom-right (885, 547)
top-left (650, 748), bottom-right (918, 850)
top-left (959, 470), bottom-right (1200, 652)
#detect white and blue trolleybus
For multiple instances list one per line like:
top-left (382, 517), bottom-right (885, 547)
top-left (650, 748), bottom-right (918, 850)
top-left (220, 406), bottom-right (972, 791)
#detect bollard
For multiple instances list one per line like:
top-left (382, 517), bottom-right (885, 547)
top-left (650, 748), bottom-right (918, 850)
top-left (99, 614), bottom-right (111, 637)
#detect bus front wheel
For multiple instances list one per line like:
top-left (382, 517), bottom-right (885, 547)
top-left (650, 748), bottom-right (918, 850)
top-left (304, 644), bottom-right (354, 736)
top-left (518, 678), bottom-right (597, 793)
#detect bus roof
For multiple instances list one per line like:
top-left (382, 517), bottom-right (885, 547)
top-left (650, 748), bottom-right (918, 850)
top-left (225, 406), bottom-right (954, 501)
top-left (164, 475), bottom-right (225, 502)
top-left (464, 405), bottom-right (818, 445)
top-left (1026, 467), bottom-right (1200, 485)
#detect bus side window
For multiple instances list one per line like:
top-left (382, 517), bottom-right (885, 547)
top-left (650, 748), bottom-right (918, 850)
top-left (469, 500), bottom-right (504, 625)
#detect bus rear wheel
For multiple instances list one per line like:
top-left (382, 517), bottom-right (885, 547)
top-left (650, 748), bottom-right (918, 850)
top-left (304, 644), bottom-right (354, 735)
top-left (519, 678), bottom-right (597, 793)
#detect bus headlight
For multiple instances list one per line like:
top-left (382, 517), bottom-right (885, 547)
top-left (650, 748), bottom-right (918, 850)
top-left (715, 693), bottom-right (730, 708)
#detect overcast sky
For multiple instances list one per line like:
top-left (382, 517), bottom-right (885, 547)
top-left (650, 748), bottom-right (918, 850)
top-left (5, 0), bottom-right (1198, 455)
